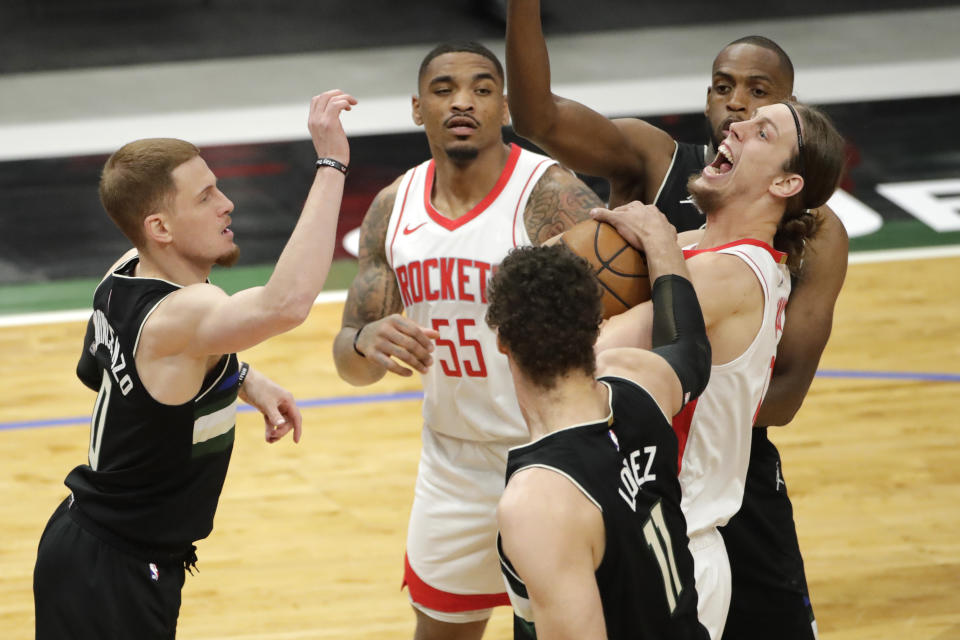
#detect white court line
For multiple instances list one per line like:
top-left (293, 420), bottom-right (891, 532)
top-left (1, 58), bottom-right (958, 161)
top-left (3, 245), bottom-right (958, 329)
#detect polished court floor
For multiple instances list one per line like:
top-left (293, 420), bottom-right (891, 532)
top-left (2, 253), bottom-right (959, 639)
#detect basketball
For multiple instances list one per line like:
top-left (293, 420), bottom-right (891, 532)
top-left (559, 219), bottom-right (651, 319)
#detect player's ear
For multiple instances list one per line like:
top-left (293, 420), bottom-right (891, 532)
top-left (411, 95), bottom-right (423, 126)
top-left (143, 212), bottom-right (173, 246)
top-left (501, 94), bottom-right (511, 127)
top-left (704, 86), bottom-right (712, 116)
top-left (496, 332), bottom-right (509, 356)
top-left (769, 173), bottom-right (804, 200)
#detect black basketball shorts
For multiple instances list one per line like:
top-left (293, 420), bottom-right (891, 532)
top-left (719, 428), bottom-right (817, 640)
top-left (34, 498), bottom-right (186, 640)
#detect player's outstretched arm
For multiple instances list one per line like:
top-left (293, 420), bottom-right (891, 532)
top-left (755, 205), bottom-right (848, 426)
top-left (506, 0), bottom-right (674, 187)
top-left (150, 90), bottom-right (356, 358)
top-left (498, 469), bottom-right (608, 639)
top-left (239, 365), bottom-right (303, 444)
top-left (332, 181), bottom-right (439, 386)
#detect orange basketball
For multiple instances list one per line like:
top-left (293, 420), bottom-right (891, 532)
top-left (559, 219), bottom-right (651, 319)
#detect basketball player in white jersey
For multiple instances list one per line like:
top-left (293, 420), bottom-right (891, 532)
top-left (593, 102), bottom-right (846, 639)
top-left (331, 42), bottom-right (602, 640)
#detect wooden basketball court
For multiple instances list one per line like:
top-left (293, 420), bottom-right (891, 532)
top-left (2, 254), bottom-right (958, 639)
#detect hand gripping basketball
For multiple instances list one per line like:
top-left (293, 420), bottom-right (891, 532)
top-left (559, 217), bottom-right (651, 319)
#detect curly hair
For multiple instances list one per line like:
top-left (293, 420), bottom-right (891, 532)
top-left (486, 245), bottom-right (603, 390)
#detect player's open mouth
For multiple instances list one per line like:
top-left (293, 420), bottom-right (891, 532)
top-left (222, 227), bottom-right (233, 238)
top-left (705, 142), bottom-right (735, 176)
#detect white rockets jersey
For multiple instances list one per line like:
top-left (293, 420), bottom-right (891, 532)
top-left (385, 144), bottom-right (556, 443)
top-left (673, 239), bottom-right (791, 537)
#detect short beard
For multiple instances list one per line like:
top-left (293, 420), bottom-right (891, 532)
top-left (215, 246), bottom-right (240, 268)
top-left (686, 173), bottom-right (722, 216)
top-left (445, 144), bottom-right (479, 164)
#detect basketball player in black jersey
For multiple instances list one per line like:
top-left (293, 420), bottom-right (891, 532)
top-left (33, 90), bottom-right (355, 640)
top-left (506, 3), bottom-right (847, 637)
top-left (487, 208), bottom-right (711, 639)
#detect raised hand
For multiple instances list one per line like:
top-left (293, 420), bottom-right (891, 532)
top-left (307, 89), bottom-right (358, 166)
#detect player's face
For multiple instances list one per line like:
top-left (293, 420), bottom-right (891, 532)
top-left (704, 44), bottom-right (793, 149)
top-left (412, 52), bottom-right (509, 163)
top-left (168, 156), bottom-right (239, 267)
top-left (690, 103), bottom-right (800, 213)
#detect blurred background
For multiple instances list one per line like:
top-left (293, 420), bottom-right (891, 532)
top-left (1, 0), bottom-right (959, 313)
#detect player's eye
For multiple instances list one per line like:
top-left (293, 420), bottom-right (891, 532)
top-left (752, 88), bottom-right (767, 97)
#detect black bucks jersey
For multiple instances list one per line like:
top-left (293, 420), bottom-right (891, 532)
top-left (653, 142), bottom-right (710, 233)
top-left (66, 255), bottom-right (241, 551)
top-left (499, 377), bottom-right (708, 640)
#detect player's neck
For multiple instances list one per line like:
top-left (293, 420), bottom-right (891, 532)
top-left (700, 201), bottom-right (780, 249)
top-left (429, 143), bottom-right (511, 219)
top-left (518, 375), bottom-right (611, 441)
top-left (135, 247), bottom-right (212, 286)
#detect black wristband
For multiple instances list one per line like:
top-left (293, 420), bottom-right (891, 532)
top-left (352, 325), bottom-right (366, 358)
top-left (237, 361), bottom-right (250, 387)
top-left (316, 157), bottom-right (348, 175)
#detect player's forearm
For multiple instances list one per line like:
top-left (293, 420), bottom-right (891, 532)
top-left (506, 0), bottom-right (558, 140)
top-left (332, 328), bottom-right (388, 386)
top-left (754, 366), bottom-right (817, 427)
top-left (259, 169), bottom-right (345, 324)
top-left (645, 237), bottom-right (691, 285)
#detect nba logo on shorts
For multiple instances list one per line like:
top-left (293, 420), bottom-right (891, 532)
top-left (149, 563), bottom-right (159, 581)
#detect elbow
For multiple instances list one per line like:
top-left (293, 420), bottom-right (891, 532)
top-left (510, 107), bottom-right (556, 143)
top-left (270, 294), bottom-right (315, 332)
top-left (510, 116), bottom-right (538, 140)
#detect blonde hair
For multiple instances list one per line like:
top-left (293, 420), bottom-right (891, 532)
top-left (99, 138), bottom-right (199, 246)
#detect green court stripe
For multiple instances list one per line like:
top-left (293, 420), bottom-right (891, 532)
top-left (0, 259), bottom-right (360, 315)
top-left (2, 226), bottom-right (960, 316)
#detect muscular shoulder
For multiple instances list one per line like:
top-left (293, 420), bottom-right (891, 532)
top-left (357, 176), bottom-right (404, 261)
top-left (500, 467), bottom-right (599, 537)
top-left (686, 252), bottom-right (760, 318)
top-left (138, 282), bottom-right (228, 356)
top-left (523, 165), bottom-right (603, 245)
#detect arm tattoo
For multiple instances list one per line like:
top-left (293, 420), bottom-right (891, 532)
top-left (524, 165), bottom-right (604, 245)
top-left (341, 183), bottom-right (405, 328)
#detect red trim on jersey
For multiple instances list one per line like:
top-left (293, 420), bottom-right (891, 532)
top-left (671, 398), bottom-right (699, 473)
top-left (423, 143), bottom-right (522, 231)
top-left (402, 553), bottom-right (510, 612)
top-left (682, 238), bottom-right (787, 264)
top-left (388, 167), bottom-right (419, 266)
top-left (512, 158), bottom-right (552, 247)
